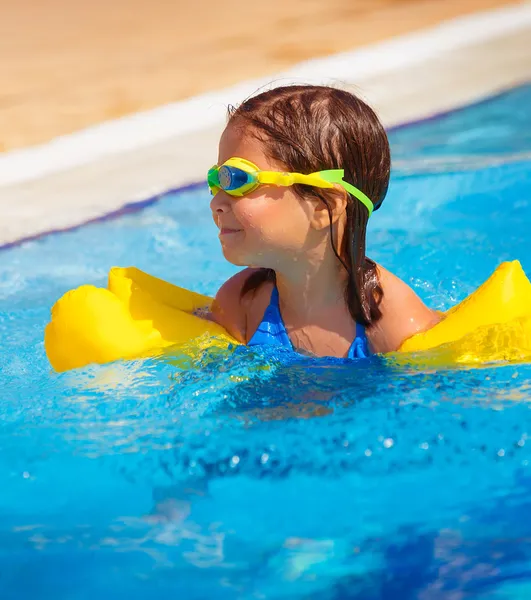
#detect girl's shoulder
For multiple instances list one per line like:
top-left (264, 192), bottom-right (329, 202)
top-left (367, 264), bottom-right (441, 353)
top-left (211, 268), bottom-right (275, 343)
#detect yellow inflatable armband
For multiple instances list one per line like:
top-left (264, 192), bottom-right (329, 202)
top-left (398, 261), bottom-right (531, 365)
top-left (44, 267), bottom-right (238, 372)
top-left (45, 260), bottom-right (531, 372)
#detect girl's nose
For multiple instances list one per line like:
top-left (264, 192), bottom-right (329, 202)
top-left (209, 191), bottom-right (232, 215)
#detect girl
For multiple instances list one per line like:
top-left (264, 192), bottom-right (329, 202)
top-left (208, 85), bottom-right (440, 358)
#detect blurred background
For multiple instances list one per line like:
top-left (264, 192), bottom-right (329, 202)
top-left (0, 0), bottom-right (516, 152)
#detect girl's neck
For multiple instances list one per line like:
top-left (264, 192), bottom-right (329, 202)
top-left (274, 253), bottom-right (348, 320)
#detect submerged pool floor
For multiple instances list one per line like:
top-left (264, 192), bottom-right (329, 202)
top-left (1, 85), bottom-right (531, 599)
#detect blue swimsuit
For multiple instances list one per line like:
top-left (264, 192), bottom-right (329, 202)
top-left (247, 287), bottom-right (370, 359)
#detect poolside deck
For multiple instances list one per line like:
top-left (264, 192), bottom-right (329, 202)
top-left (0, 0), bottom-right (519, 151)
top-left (0, 1), bottom-right (530, 247)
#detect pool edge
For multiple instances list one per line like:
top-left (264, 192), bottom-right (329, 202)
top-left (1, 3), bottom-right (530, 249)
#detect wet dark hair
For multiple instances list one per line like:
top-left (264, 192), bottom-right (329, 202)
top-left (229, 85), bottom-right (391, 327)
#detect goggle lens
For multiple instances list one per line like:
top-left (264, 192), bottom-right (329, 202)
top-left (218, 166), bottom-right (251, 191)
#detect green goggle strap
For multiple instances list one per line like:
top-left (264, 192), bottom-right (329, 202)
top-left (319, 170), bottom-right (374, 217)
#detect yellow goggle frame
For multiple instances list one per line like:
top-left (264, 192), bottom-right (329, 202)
top-left (207, 157), bottom-right (374, 216)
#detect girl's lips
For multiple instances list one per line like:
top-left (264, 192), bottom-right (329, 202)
top-left (220, 228), bottom-right (242, 235)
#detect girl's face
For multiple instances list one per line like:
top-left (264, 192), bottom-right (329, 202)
top-left (210, 123), bottom-right (315, 269)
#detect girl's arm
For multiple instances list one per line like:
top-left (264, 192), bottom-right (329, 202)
top-left (210, 269), bottom-right (251, 343)
top-left (367, 265), bottom-right (442, 354)
top-left (211, 268), bottom-right (275, 344)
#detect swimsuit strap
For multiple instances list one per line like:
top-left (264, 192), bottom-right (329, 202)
top-left (348, 321), bottom-right (371, 359)
top-left (247, 286), bottom-right (370, 358)
top-left (247, 286), bottom-right (293, 349)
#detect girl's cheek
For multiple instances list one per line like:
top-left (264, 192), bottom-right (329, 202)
top-left (236, 202), bottom-right (267, 228)
top-left (235, 193), bottom-right (281, 229)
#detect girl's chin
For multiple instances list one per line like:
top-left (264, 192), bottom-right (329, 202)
top-left (220, 246), bottom-right (248, 267)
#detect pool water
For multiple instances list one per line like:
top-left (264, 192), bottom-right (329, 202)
top-left (1, 84), bottom-right (531, 599)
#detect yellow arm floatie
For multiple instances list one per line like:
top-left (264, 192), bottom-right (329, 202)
top-left (44, 267), bottom-right (238, 372)
top-left (398, 260), bottom-right (531, 364)
top-left (45, 261), bottom-right (531, 372)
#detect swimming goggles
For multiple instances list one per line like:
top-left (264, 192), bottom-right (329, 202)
top-left (207, 157), bottom-right (374, 216)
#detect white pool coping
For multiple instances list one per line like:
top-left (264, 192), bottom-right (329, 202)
top-left (1, 2), bottom-right (530, 248)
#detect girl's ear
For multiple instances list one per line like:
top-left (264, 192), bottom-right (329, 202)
top-left (309, 185), bottom-right (348, 230)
